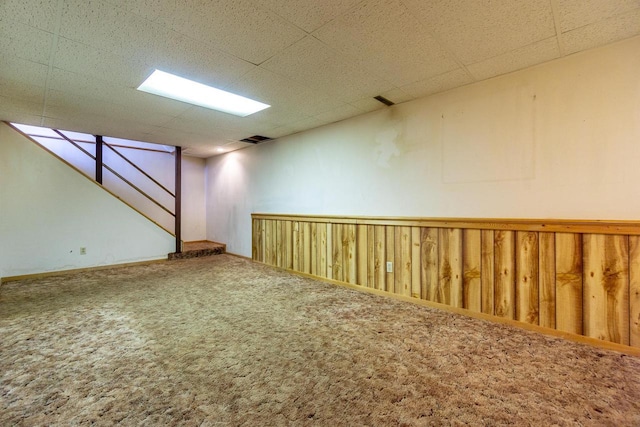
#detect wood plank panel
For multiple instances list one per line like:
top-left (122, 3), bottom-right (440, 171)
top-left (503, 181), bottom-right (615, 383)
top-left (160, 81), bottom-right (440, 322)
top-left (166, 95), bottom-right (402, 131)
top-left (411, 227), bottom-right (421, 298)
top-left (538, 232), bottom-right (556, 329)
top-left (343, 224), bottom-right (357, 284)
top-left (317, 222), bottom-right (327, 278)
top-left (302, 222), bottom-right (311, 274)
top-left (463, 229), bottom-right (482, 312)
top-left (394, 227), bottom-right (402, 294)
top-left (421, 228), bottom-right (438, 302)
top-left (494, 230), bottom-right (515, 319)
top-left (326, 223), bottom-right (333, 278)
top-left (285, 221), bottom-right (293, 270)
top-left (252, 219), bottom-right (258, 261)
top-left (385, 225), bottom-right (395, 293)
top-left (310, 222), bottom-right (317, 275)
top-left (583, 234), bottom-right (629, 345)
top-left (357, 224), bottom-right (368, 287)
top-left (630, 236), bottom-right (640, 347)
top-left (292, 221), bottom-right (300, 271)
top-left (516, 231), bottom-right (539, 325)
top-left (555, 233), bottom-right (583, 335)
top-left (374, 226), bottom-right (386, 290)
top-left (261, 219), bottom-right (267, 263)
top-left (395, 226), bottom-right (412, 297)
top-left (276, 220), bottom-right (283, 268)
top-left (367, 225), bottom-right (376, 288)
top-left (332, 223), bottom-right (343, 282)
top-left (265, 219), bottom-right (273, 266)
top-left (438, 228), bottom-right (462, 306)
top-left (481, 230), bottom-right (494, 315)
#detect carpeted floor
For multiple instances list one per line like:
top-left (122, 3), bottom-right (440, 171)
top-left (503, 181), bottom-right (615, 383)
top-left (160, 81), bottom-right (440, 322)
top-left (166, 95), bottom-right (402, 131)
top-left (1, 255), bottom-right (639, 426)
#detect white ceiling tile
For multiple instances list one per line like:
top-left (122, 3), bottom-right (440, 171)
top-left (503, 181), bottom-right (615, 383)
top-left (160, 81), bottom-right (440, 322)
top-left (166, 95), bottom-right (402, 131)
top-left (0, 0), bottom-right (60, 32)
top-left (261, 36), bottom-right (394, 102)
top-left (562, 8), bottom-right (640, 54)
top-left (148, 32), bottom-right (257, 90)
top-left (264, 125), bottom-right (298, 139)
top-left (0, 95), bottom-right (43, 121)
top-left (403, 0), bottom-right (556, 65)
top-left (379, 87), bottom-right (415, 104)
top-left (467, 37), bottom-right (561, 81)
top-left (400, 69), bottom-right (473, 99)
top-left (57, 0), bottom-right (256, 89)
top-left (0, 79), bottom-right (45, 104)
top-left (47, 68), bottom-right (192, 118)
top-left (288, 116), bottom-right (326, 133)
top-left (108, 0), bottom-right (178, 24)
top-left (53, 37), bottom-right (149, 87)
top-left (0, 56), bottom-right (49, 87)
top-left (225, 67), bottom-right (344, 117)
top-left (59, 0), bottom-right (178, 65)
top-left (349, 97), bottom-right (386, 113)
top-left (163, 0), bottom-right (306, 65)
top-left (314, 0), bottom-right (458, 87)
top-left (0, 20), bottom-right (53, 65)
top-left (314, 103), bottom-right (362, 125)
top-left (44, 88), bottom-right (178, 128)
top-left (147, 126), bottom-right (230, 147)
top-left (556, 0), bottom-right (640, 32)
top-left (41, 115), bottom-right (159, 141)
top-left (257, 0), bottom-right (363, 32)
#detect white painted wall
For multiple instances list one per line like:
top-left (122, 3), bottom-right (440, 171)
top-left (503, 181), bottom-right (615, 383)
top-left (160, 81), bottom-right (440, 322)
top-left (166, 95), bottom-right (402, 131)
top-left (181, 156), bottom-right (206, 241)
top-left (205, 36), bottom-right (640, 257)
top-left (0, 122), bottom-right (175, 279)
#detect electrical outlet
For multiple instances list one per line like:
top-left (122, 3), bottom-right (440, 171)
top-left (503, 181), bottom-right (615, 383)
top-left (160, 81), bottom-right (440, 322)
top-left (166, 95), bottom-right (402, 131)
top-left (80, 247), bottom-right (86, 255)
top-left (386, 261), bottom-right (393, 273)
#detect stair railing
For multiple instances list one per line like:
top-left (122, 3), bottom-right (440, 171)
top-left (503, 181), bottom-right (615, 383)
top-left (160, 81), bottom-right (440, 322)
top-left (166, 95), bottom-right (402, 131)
top-left (8, 122), bottom-right (182, 253)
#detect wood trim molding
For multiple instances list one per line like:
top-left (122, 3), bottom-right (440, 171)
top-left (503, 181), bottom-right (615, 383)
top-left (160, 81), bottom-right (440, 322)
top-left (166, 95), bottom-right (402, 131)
top-left (1, 258), bottom-right (167, 285)
top-left (251, 213), bottom-right (640, 235)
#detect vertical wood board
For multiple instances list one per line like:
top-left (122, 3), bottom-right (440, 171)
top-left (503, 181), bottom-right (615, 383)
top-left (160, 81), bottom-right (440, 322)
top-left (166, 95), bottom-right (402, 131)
top-left (555, 233), bottom-right (583, 335)
top-left (516, 231), bottom-right (539, 325)
top-left (583, 234), bottom-right (629, 345)
top-left (494, 230), bottom-right (515, 319)
top-left (538, 232), bottom-right (556, 329)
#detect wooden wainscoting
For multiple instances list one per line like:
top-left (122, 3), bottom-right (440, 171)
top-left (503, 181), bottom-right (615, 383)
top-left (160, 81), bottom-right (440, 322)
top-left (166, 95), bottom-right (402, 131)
top-left (252, 214), bottom-right (640, 349)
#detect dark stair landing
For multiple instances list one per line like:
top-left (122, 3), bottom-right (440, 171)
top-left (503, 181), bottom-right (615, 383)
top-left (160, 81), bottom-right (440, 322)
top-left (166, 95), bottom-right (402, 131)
top-left (168, 241), bottom-right (225, 260)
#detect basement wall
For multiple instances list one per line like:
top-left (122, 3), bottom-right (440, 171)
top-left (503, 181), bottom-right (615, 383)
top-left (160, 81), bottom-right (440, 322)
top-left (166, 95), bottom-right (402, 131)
top-left (0, 122), bottom-right (175, 279)
top-left (181, 156), bottom-right (206, 241)
top-left (205, 36), bottom-right (640, 258)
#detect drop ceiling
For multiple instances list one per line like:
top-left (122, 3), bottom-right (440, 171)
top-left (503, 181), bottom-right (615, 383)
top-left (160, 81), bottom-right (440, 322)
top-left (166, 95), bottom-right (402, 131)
top-left (1, 0), bottom-right (639, 157)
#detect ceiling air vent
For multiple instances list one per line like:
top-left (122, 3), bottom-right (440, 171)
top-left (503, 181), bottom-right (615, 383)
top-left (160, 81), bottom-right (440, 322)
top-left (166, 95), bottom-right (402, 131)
top-left (240, 135), bottom-right (273, 144)
top-left (374, 95), bottom-right (395, 106)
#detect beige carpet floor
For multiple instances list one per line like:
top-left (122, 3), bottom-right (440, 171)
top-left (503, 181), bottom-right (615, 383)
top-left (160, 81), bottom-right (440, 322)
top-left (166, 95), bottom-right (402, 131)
top-left (1, 255), bottom-right (639, 426)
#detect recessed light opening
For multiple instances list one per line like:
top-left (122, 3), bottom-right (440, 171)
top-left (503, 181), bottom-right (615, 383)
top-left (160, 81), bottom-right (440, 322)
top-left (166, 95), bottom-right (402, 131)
top-left (374, 95), bottom-right (395, 106)
top-left (137, 70), bottom-right (270, 117)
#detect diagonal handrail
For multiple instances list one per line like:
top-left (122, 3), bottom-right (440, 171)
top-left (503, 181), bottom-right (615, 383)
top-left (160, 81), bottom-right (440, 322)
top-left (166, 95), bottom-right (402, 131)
top-left (103, 141), bottom-right (175, 197)
top-left (102, 163), bottom-right (175, 217)
top-left (53, 129), bottom-right (96, 160)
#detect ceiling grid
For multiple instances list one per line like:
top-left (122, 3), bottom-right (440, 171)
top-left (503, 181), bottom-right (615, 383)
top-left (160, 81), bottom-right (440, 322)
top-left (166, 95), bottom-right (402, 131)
top-left (0, 0), bottom-right (638, 157)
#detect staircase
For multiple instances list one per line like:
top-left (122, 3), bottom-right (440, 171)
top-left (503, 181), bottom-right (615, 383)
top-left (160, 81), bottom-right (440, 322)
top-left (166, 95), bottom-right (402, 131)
top-left (168, 241), bottom-right (226, 260)
top-left (7, 121), bottom-right (226, 262)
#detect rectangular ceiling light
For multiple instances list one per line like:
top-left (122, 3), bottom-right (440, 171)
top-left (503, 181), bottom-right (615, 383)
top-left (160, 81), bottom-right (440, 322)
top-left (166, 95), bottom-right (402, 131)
top-left (137, 69), bottom-right (270, 117)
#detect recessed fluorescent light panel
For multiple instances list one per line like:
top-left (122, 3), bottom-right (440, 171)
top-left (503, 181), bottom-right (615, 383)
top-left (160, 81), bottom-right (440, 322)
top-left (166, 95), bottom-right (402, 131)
top-left (137, 70), bottom-right (270, 117)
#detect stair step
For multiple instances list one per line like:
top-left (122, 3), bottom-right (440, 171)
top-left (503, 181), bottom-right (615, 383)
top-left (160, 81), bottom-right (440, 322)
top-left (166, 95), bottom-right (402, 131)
top-left (168, 241), bottom-right (225, 260)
